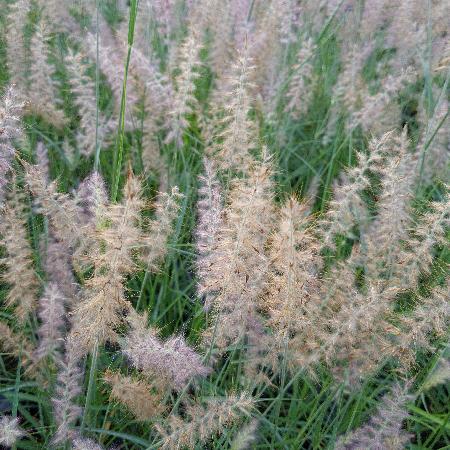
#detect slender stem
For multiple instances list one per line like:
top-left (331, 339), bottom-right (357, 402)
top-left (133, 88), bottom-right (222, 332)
top-left (80, 340), bottom-right (99, 432)
top-left (94, 0), bottom-right (101, 172)
top-left (111, 0), bottom-right (139, 202)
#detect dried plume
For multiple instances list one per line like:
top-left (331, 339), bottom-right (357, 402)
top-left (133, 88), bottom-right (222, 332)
top-left (336, 383), bottom-right (414, 450)
top-left (65, 50), bottom-right (113, 157)
top-left (27, 22), bottom-right (67, 128)
top-left (85, 22), bottom-right (139, 126)
top-left (42, 234), bottom-right (79, 302)
top-left (195, 157), bottom-right (223, 307)
top-left (230, 419), bottom-right (259, 450)
top-left (351, 68), bottom-right (415, 135)
top-left (264, 196), bottom-right (321, 368)
top-left (71, 173), bottom-right (180, 357)
top-left (74, 171), bottom-right (109, 226)
top-left (394, 187), bottom-right (449, 290)
top-left (0, 322), bottom-right (34, 368)
top-left (285, 38), bottom-right (317, 118)
top-left (34, 283), bottom-right (66, 363)
top-left (72, 437), bottom-right (106, 450)
top-left (103, 370), bottom-right (166, 421)
top-left (51, 338), bottom-right (84, 445)
top-left (422, 358), bottom-right (450, 391)
top-left (215, 46), bottom-right (257, 173)
top-left (363, 128), bottom-right (415, 281)
top-left (321, 132), bottom-right (391, 247)
top-left (155, 393), bottom-right (253, 450)
top-left (123, 311), bottom-right (211, 391)
top-left (416, 88), bottom-right (449, 183)
top-left (165, 31), bottom-right (203, 147)
top-left (202, 154), bottom-right (274, 360)
top-left (5, 0), bottom-right (30, 94)
top-left (24, 162), bottom-right (82, 247)
top-left (0, 416), bottom-right (25, 448)
top-left (141, 186), bottom-right (182, 271)
top-left (392, 282), bottom-right (450, 368)
top-left (0, 181), bottom-right (39, 322)
top-left (0, 86), bottom-right (23, 200)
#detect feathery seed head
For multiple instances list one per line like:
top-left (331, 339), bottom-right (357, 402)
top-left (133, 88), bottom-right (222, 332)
top-left (0, 416), bottom-right (24, 447)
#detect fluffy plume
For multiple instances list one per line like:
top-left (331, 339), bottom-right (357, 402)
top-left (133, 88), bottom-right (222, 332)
top-left (36, 0), bottom-right (80, 34)
top-left (138, 52), bottom-right (171, 173)
top-left (394, 188), bottom-right (449, 290)
top-left (165, 32), bottom-right (202, 147)
top-left (72, 437), bottom-right (106, 450)
top-left (103, 370), bottom-right (166, 420)
top-left (85, 21), bottom-right (140, 126)
top-left (314, 277), bottom-right (398, 381)
top-left (230, 419), bottom-right (259, 450)
top-left (70, 173), bottom-right (144, 356)
top-left (0, 86), bottom-right (23, 200)
top-left (34, 283), bottom-right (66, 363)
top-left (205, 0), bottom-right (235, 76)
top-left (141, 187), bottom-right (182, 271)
top-left (284, 38), bottom-right (316, 118)
top-left (27, 22), bottom-right (67, 127)
top-left (0, 182), bottom-right (39, 322)
top-left (264, 196), bottom-right (321, 367)
top-left (336, 383), bottom-right (414, 450)
top-left (123, 312), bottom-right (210, 391)
top-left (74, 171), bottom-right (108, 225)
top-left (24, 162), bottom-right (82, 247)
top-left (323, 44), bottom-right (361, 142)
top-left (42, 235), bottom-right (78, 302)
top-left (5, 0), bottom-right (29, 93)
top-left (195, 158), bottom-right (223, 307)
top-left (392, 283), bottom-right (450, 367)
top-left (51, 339), bottom-right (84, 445)
top-left (145, 0), bottom-right (177, 47)
top-left (248, 2), bottom-right (286, 99)
top-left (422, 358), bottom-right (450, 391)
top-left (351, 68), bottom-right (415, 135)
top-left (384, 0), bottom-right (448, 70)
top-left (0, 322), bottom-right (34, 368)
top-left (65, 50), bottom-right (113, 157)
top-left (71, 173), bottom-right (180, 357)
top-left (363, 128), bottom-right (415, 281)
top-left (202, 155), bottom-right (274, 358)
top-left (321, 132), bottom-right (390, 247)
top-left (416, 88), bottom-right (450, 182)
top-left (0, 416), bottom-right (25, 448)
top-left (155, 393), bottom-right (253, 449)
top-left (215, 47), bottom-right (257, 173)
top-left (35, 141), bottom-right (50, 181)
top-left (332, 42), bottom-right (373, 116)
